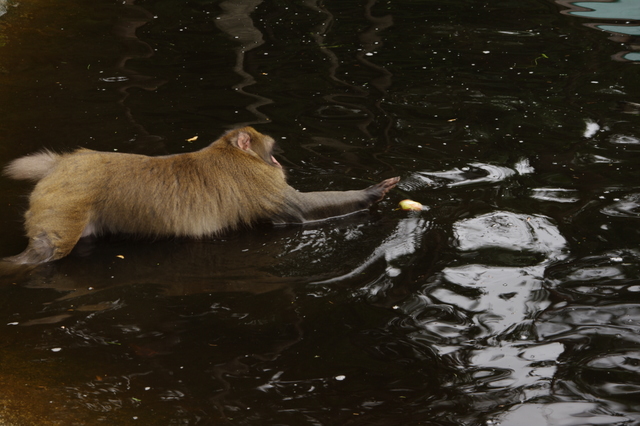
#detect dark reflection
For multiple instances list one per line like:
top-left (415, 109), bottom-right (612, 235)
top-left (111, 0), bottom-right (166, 143)
top-left (302, 0), bottom-right (394, 141)
top-left (6, 217), bottom-right (402, 305)
top-left (0, 211), bottom-right (444, 424)
top-left (215, 0), bottom-right (272, 127)
top-left (352, 0), bottom-right (394, 142)
top-left (0, 216), bottom-right (418, 423)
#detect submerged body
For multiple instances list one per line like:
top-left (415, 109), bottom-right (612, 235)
top-left (4, 127), bottom-right (399, 264)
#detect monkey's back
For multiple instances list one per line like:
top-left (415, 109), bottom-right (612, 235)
top-left (27, 147), bottom-right (291, 238)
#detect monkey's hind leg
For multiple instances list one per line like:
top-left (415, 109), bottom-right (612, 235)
top-left (7, 213), bottom-right (90, 265)
top-left (5, 232), bottom-right (59, 264)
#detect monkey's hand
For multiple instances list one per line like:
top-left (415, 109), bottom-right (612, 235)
top-left (366, 176), bottom-right (400, 203)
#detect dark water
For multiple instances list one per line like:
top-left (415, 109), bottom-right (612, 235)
top-left (1, 0), bottom-right (640, 424)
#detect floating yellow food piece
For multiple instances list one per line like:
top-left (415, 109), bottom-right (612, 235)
top-left (186, 136), bottom-right (198, 142)
top-left (398, 199), bottom-right (423, 211)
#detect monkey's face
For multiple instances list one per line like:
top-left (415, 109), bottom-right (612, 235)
top-left (250, 132), bottom-right (282, 169)
top-left (264, 137), bottom-right (283, 169)
top-left (258, 135), bottom-right (287, 180)
top-left (270, 154), bottom-right (282, 169)
top-left (224, 127), bottom-right (284, 171)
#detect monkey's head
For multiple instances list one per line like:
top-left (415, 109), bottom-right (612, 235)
top-left (223, 127), bottom-right (283, 169)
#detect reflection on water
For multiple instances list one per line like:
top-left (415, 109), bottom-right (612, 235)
top-left (311, 216), bottom-right (429, 287)
top-left (401, 161), bottom-right (529, 190)
top-left (499, 402), bottom-right (630, 425)
top-left (601, 193), bottom-right (640, 217)
top-left (215, 0), bottom-right (273, 127)
top-left (531, 188), bottom-right (580, 203)
top-left (454, 212), bottom-right (567, 260)
top-left (108, 0), bottom-right (166, 144)
top-left (301, 0), bottom-right (394, 140)
top-left (2, 0), bottom-right (640, 424)
top-left (558, 0), bottom-right (640, 62)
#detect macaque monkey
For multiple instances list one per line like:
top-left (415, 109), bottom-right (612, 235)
top-left (4, 127), bottom-right (399, 264)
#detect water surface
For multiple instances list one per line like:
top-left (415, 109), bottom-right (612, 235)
top-left (0, 0), bottom-right (640, 424)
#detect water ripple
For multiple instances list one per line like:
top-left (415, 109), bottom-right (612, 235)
top-left (425, 264), bottom-right (549, 337)
top-left (530, 188), bottom-right (580, 203)
top-left (610, 134), bottom-right (640, 145)
top-left (453, 211), bottom-right (568, 261)
top-left (498, 402), bottom-right (630, 426)
top-left (601, 193), bottom-right (640, 218)
top-left (538, 304), bottom-right (640, 343)
top-left (400, 162), bottom-right (519, 190)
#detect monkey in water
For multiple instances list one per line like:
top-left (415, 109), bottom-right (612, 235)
top-left (3, 127), bottom-right (399, 264)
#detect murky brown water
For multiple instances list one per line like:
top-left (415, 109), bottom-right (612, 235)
top-left (1, 0), bottom-right (640, 424)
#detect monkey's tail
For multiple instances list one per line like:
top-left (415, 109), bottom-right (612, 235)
top-left (4, 150), bottom-right (61, 182)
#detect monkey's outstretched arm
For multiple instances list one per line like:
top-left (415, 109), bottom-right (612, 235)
top-left (280, 177), bottom-right (400, 222)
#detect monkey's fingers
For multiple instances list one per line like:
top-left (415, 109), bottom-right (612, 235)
top-left (378, 176), bottom-right (400, 194)
top-left (369, 176), bottom-right (400, 202)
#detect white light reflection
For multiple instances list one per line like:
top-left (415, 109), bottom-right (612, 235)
top-left (311, 217), bottom-right (429, 285)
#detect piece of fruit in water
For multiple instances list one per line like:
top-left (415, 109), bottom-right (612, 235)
top-left (398, 199), bottom-right (423, 211)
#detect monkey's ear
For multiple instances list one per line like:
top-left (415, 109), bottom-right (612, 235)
top-left (236, 132), bottom-right (252, 152)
